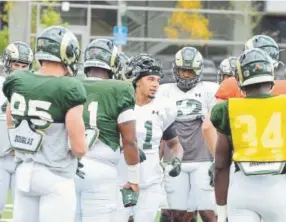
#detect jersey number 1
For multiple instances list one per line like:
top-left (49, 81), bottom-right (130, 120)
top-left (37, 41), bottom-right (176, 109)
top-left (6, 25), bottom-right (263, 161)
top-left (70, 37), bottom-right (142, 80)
top-left (143, 121), bottom-right (153, 149)
top-left (86, 101), bottom-right (99, 148)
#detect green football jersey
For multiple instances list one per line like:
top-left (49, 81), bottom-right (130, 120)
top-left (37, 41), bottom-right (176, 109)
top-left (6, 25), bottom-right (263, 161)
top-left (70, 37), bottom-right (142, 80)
top-left (2, 70), bottom-right (87, 178)
top-left (82, 79), bottom-right (135, 151)
top-left (3, 70), bottom-right (87, 124)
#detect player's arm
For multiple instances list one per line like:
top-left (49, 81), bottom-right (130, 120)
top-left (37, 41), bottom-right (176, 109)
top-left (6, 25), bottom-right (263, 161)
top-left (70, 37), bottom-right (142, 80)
top-left (210, 102), bottom-right (231, 221)
top-left (5, 103), bottom-right (13, 127)
top-left (66, 105), bottom-right (87, 159)
top-left (64, 80), bottom-right (88, 159)
top-left (159, 139), bottom-right (166, 160)
top-left (214, 131), bottom-right (231, 221)
top-left (202, 113), bottom-right (217, 156)
top-left (118, 116), bottom-right (140, 192)
top-left (202, 82), bottom-right (219, 156)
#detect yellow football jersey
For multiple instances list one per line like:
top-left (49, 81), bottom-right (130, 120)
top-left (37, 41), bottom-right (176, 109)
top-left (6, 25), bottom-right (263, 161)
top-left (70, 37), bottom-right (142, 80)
top-left (229, 95), bottom-right (286, 162)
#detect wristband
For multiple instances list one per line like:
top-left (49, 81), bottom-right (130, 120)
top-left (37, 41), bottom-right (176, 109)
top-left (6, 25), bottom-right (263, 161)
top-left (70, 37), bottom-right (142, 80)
top-left (216, 204), bottom-right (227, 219)
top-left (127, 163), bottom-right (140, 184)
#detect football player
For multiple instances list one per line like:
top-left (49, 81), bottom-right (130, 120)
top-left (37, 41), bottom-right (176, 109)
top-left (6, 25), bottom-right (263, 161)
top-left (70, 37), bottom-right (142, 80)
top-left (75, 39), bottom-right (140, 222)
top-left (215, 35), bottom-right (285, 101)
top-left (211, 48), bottom-right (286, 222)
top-left (157, 47), bottom-right (218, 222)
top-left (0, 41), bottom-right (33, 219)
top-left (2, 26), bottom-right (87, 222)
top-left (115, 53), bottom-right (184, 222)
top-left (217, 57), bottom-right (237, 83)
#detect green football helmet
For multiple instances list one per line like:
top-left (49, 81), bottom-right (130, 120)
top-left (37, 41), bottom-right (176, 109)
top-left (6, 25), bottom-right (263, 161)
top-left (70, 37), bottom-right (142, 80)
top-left (217, 56), bottom-right (237, 83)
top-left (3, 41), bottom-right (33, 74)
top-left (35, 26), bottom-right (81, 76)
top-left (84, 39), bottom-right (120, 78)
top-left (173, 47), bottom-right (203, 91)
top-left (237, 48), bottom-right (274, 87)
top-left (244, 35), bottom-right (280, 69)
top-left (114, 51), bottom-right (130, 80)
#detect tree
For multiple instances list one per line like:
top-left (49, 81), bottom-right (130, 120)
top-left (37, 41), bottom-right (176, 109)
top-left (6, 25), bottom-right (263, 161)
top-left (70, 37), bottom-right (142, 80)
top-left (0, 0), bottom-right (68, 55)
top-left (164, 0), bottom-right (212, 40)
top-left (0, 1), bottom-right (14, 54)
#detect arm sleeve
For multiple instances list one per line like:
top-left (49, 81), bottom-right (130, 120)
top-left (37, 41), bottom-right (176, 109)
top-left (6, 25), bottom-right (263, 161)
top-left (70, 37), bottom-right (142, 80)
top-left (2, 72), bottom-right (20, 102)
top-left (162, 122), bottom-right (177, 140)
top-left (63, 79), bottom-right (87, 112)
top-left (210, 101), bottom-right (230, 135)
top-left (117, 83), bottom-right (135, 114)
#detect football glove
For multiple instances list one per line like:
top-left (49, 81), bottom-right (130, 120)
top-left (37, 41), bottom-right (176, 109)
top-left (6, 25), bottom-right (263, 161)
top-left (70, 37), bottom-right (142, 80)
top-left (168, 157), bottom-right (181, 177)
top-left (139, 149), bottom-right (146, 163)
top-left (208, 162), bottom-right (214, 187)
top-left (120, 188), bottom-right (139, 207)
top-left (76, 160), bottom-right (85, 179)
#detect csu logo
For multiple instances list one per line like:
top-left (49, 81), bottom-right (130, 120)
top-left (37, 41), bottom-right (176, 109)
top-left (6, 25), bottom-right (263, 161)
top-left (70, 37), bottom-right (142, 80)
top-left (176, 99), bottom-right (202, 118)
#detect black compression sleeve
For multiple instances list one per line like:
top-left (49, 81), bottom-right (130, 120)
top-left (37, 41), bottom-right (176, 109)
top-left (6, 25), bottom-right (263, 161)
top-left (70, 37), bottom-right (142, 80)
top-left (162, 123), bottom-right (177, 141)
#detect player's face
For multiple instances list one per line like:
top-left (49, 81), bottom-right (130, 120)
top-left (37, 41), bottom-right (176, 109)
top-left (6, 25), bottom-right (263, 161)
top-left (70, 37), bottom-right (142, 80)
top-left (178, 69), bottom-right (196, 79)
top-left (137, 75), bottom-right (161, 99)
top-left (11, 62), bottom-right (30, 71)
top-left (222, 74), bottom-right (231, 81)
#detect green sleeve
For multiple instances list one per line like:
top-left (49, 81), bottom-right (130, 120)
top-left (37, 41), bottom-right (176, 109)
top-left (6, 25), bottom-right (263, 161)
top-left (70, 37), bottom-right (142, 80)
top-left (63, 79), bottom-right (87, 111)
top-left (116, 83), bottom-right (135, 113)
top-left (2, 70), bottom-right (22, 101)
top-left (210, 101), bottom-right (230, 135)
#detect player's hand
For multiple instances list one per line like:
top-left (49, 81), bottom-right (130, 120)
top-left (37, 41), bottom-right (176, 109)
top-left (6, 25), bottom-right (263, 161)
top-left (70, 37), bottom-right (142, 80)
top-left (123, 182), bottom-right (139, 192)
top-left (76, 160), bottom-right (85, 179)
top-left (139, 149), bottom-right (146, 163)
top-left (208, 162), bottom-right (214, 187)
top-left (168, 157), bottom-right (181, 177)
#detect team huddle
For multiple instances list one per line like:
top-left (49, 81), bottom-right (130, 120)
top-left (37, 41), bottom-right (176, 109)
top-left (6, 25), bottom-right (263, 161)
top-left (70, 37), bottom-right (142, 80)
top-left (0, 25), bottom-right (285, 222)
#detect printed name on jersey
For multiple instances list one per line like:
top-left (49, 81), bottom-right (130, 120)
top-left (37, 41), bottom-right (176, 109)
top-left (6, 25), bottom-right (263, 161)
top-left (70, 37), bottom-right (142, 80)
top-left (14, 135), bottom-right (34, 145)
top-left (238, 162), bottom-right (285, 175)
top-left (176, 99), bottom-right (203, 119)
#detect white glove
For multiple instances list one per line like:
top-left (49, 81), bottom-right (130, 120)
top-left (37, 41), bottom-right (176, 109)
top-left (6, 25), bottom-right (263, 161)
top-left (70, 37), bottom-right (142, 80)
top-left (217, 205), bottom-right (227, 222)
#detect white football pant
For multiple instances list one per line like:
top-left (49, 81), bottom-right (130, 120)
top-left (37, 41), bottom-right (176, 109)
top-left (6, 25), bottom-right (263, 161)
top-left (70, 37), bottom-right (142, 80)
top-left (0, 154), bottom-right (17, 214)
top-left (75, 157), bottom-right (117, 222)
top-left (228, 170), bottom-right (286, 222)
top-left (12, 162), bottom-right (76, 222)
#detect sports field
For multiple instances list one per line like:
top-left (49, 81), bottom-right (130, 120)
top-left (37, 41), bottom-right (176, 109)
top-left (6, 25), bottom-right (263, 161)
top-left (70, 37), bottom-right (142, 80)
top-left (1, 193), bottom-right (202, 222)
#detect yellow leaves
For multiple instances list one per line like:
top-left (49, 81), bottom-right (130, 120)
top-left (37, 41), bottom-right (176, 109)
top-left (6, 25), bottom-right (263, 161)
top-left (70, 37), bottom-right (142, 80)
top-left (164, 0), bottom-right (212, 40)
top-left (41, 8), bottom-right (62, 27)
top-left (164, 27), bottom-right (179, 39)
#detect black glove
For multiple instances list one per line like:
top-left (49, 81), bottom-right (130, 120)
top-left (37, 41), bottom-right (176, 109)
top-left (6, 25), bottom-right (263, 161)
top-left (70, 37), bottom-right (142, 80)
top-left (169, 157), bottom-right (181, 177)
top-left (208, 162), bottom-right (214, 187)
top-left (139, 149), bottom-right (146, 163)
top-left (76, 160), bottom-right (85, 179)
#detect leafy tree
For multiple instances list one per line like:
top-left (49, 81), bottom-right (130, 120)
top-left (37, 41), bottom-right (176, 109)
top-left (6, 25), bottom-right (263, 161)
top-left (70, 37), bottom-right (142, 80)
top-left (164, 0), bottom-right (212, 40)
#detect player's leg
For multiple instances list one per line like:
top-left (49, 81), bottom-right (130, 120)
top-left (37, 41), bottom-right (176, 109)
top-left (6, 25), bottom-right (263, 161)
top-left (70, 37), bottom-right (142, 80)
top-left (133, 183), bottom-right (162, 222)
top-left (12, 164), bottom-right (40, 222)
top-left (79, 158), bottom-right (118, 222)
top-left (111, 189), bottom-right (132, 222)
top-left (0, 156), bottom-right (10, 216)
top-left (161, 168), bottom-right (191, 222)
top-left (188, 161), bottom-right (216, 222)
top-left (38, 168), bottom-right (76, 222)
top-left (12, 189), bottom-right (40, 222)
top-left (252, 174), bottom-right (286, 222)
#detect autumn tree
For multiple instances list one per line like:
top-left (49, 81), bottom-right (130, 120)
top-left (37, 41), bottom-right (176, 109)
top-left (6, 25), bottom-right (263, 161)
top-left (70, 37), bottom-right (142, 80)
top-left (164, 0), bottom-right (212, 40)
